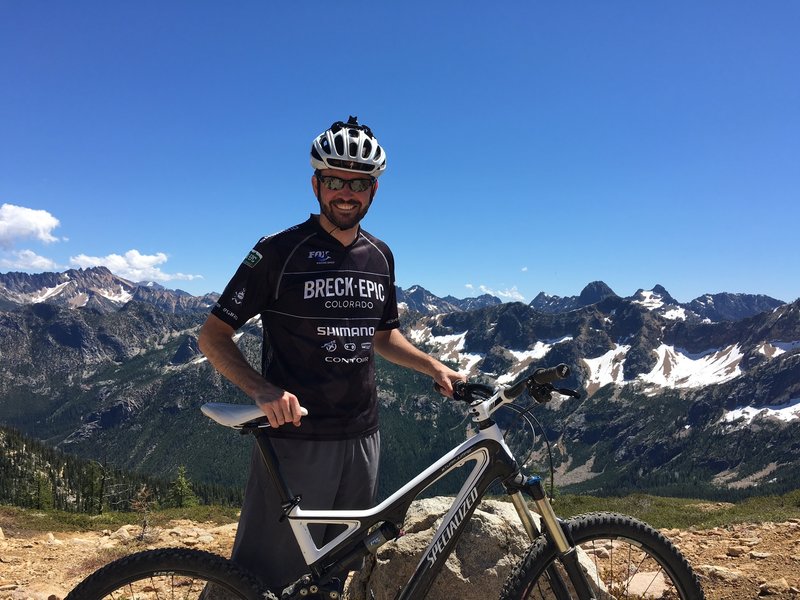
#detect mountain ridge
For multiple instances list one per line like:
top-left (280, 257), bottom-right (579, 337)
top-left (1, 266), bottom-right (784, 323)
top-left (1, 267), bottom-right (798, 499)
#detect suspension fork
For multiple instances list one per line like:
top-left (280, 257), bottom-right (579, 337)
top-left (507, 475), bottom-right (597, 600)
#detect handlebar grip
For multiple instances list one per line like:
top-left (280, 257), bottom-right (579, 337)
top-left (532, 364), bottom-right (570, 385)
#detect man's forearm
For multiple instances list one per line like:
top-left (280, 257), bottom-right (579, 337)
top-left (198, 317), bottom-right (272, 400)
top-left (374, 329), bottom-right (440, 375)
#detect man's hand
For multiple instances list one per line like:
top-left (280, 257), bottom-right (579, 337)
top-left (254, 383), bottom-right (304, 428)
top-left (199, 315), bottom-right (304, 428)
top-left (431, 365), bottom-right (464, 398)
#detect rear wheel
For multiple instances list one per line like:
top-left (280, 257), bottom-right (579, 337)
top-left (501, 512), bottom-right (705, 599)
top-left (65, 547), bottom-right (273, 600)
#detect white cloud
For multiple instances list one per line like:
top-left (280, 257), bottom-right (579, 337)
top-left (521, 266), bottom-right (528, 272)
top-left (0, 249), bottom-right (59, 271)
top-left (70, 249), bottom-right (203, 283)
top-left (479, 285), bottom-right (526, 302)
top-left (464, 282), bottom-right (526, 302)
top-left (0, 203), bottom-right (62, 249)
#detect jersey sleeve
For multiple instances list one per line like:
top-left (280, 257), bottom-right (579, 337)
top-left (211, 239), bottom-right (275, 330)
top-left (377, 243), bottom-right (400, 331)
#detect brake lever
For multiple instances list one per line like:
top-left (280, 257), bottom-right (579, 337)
top-left (527, 383), bottom-right (581, 403)
top-left (527, 382), bottom-right (553, 404)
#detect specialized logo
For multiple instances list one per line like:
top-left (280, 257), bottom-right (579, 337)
top-left (243, 250), bottom-right (262, 268)
top-left (425, 487), bottom-right (479, 568)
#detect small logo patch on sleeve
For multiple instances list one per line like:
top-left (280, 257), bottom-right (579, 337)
top-left (243, 249), bottom-right (263, 268)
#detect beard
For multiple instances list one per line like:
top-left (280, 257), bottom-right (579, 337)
top-left (319, 199), bottom-right (371, 231)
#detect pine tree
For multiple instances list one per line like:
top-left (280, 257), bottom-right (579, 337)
top-left (165, 465), bottom-right (199, 508)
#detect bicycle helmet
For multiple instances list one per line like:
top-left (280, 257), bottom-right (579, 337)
top-left (310, 116), bottom-right (387, 177)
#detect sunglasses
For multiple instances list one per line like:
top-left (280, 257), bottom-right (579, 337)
top-left (316, 174), bottom-right (375, 193)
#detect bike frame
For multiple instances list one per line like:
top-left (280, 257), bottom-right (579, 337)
top-left (208, 376), bottom-right (595, 600)
top-left (249, 420), bottom-right (519, 600)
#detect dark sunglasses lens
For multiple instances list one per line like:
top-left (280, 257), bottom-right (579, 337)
top-left (321, 176), bottom-right (345, 190)
top-left (320, 175), bottom-right (372, 192)
top-left (349, 179), bottom-right (372, 192)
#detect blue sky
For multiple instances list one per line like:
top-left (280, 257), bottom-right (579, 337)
top-left (1, 1), bottom-right (798, 304)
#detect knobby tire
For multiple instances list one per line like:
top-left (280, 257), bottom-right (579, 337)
top-left (65, 547), bottom-right (273, 600)
top-left (500, 511), bottom-right (705, 599)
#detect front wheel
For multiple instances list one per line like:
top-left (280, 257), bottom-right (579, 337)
top-left (65, 547), bottom-right (274, 600)
top-left (500, 512), bottom-right (705, 599)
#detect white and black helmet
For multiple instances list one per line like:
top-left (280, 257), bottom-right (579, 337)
top-left (310, 116), bottom-right (387, 177)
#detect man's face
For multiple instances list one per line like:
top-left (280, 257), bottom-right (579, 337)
top-left (312, 168), bottom-right (378, 231)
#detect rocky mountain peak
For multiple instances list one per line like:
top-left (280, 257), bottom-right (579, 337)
top-left (578, 281), bottom-right (618, 306)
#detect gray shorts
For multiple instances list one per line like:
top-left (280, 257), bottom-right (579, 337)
top-left (229, 432), bottom-right (380, 590)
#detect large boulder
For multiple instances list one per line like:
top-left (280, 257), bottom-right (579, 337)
top-left (347, 497), bottom-right (536, 600)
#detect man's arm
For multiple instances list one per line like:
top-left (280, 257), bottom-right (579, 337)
top-left (373, 328), bottom-right (462, 396)
top-left (198, 314), bottom-right (303, 427)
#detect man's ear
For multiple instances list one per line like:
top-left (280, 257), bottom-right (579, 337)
top-left (310, 174), bottom-right (319, 198)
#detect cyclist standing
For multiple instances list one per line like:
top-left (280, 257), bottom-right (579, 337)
top-left (198, 116), bottom-right (462, 593)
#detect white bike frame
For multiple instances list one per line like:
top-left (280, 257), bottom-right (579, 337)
top-left (201, 399), bottom-right (522, 600)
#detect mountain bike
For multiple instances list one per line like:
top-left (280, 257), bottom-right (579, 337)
top-left (66, 364), bottom-right (705, 599)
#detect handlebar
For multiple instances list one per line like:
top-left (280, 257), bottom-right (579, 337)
top-left (449, 363), bottom-right (578, 412)
top-left (531, 364), bottom-right (571, 385)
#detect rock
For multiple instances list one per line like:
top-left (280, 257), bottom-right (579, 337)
top-left (759, 577), bottom-right (789, 595)
top-left (749, 551), bottom-right (772, 559)
top-left (696, 564), bottom-right (743, 582)
top-left (0, 527), bottom-right (4, 540)
top-left (347, 497), bottom-right (535, 600)
top-left (726, 545), bottom-right (749, 557)
top-left (110, 525), bottom-right (133, 541)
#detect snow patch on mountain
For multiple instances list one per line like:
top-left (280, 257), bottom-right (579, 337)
top-left (97, 288), bottom-right (134, 304)
top-left (661, 307), bottom-right (689, 320)
top-left (632, 290), bottom-right (665, 310)
top-left (722, 398), bottom-right (800, 425)
top-left (498, 337), bottom-right (574, 384)
top-left (640, 344), bottom-right (744, 389)
top-left (757, 340), bottom-right (800, 358)
top-left (408, 327), bottom-right (483, 374)
top-left (30, 281), bottom-right (73, 303)
top-left (582, 345), bottom-right (630, 394)
top-left (578, 343), bottom-right (745, 393)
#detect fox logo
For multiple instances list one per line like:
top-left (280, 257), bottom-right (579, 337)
top-left (308, 250), bottom-right (332, 264)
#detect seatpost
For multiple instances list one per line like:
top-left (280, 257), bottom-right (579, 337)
top-left (248, 427), bottom-right (302, 518)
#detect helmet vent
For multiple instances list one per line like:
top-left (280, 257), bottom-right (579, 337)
top-left (310, 118), bottom-right (387, 177)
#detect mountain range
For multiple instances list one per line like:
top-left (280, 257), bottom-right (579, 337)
top-left (1, 267), bottom-right (798, 503)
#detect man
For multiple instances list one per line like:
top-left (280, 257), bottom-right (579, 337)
top-left (198, 116), bottom-right (462, 593)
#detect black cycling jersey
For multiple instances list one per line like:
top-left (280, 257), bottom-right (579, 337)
top-left (211, 215), bottom-right (400, 440)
